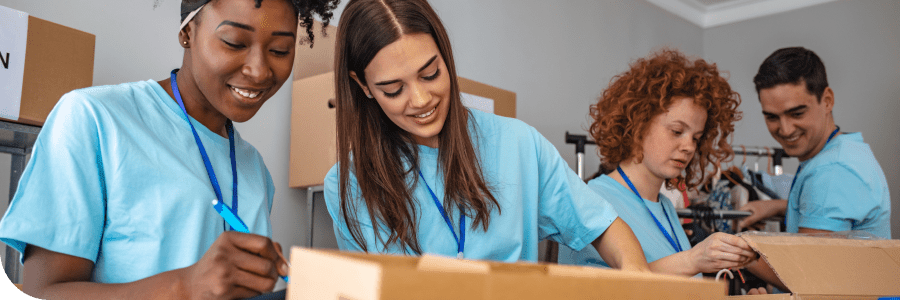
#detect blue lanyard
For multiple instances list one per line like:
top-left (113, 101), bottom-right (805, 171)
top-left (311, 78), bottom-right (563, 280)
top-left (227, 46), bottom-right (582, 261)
top-left (790, 126), bottom-right (840, 191)
top-left (418, 170), bottom-right (465, 258)
top-left (170, 69), bottom-right (239, 231)
top-left (616, 167), bottom-right (683, 252)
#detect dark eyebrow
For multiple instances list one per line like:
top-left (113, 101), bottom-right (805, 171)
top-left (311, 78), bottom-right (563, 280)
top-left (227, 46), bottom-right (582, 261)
top-left (763, 104), bottom-right (808, 116)
top-left (217, 20), bottom-right (253, 32)
top-left (273, 31), bottom-right (296, 38)
top-left (374, 55), bottom-right (439, 86)
top-left (374, 79), bottom-right (401, 86)
top-left (784, 105), bottom-right (808, 114)
top-left (418, 55), bottom-right (438, 73)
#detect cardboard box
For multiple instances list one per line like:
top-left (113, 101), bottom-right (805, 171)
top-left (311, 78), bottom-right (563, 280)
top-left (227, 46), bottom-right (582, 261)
top-left (287, 247), bottom-right (725, 300)
top-left (0, 6), bottom-right (95, 126)
top-left (729, 234), bottom-right (900, 299)
top-left (289, 21), bottom-right (516, 188)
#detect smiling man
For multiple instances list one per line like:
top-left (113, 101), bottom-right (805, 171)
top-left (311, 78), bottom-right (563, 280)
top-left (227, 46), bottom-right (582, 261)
top-left (739, 47), bottom-right (891, 240)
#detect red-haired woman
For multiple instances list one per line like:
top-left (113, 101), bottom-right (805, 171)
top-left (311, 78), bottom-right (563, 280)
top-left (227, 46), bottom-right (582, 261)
top-left (323, 0), bottom-right (650, 271)
top-left (558, 49), bottom-right (760, 280)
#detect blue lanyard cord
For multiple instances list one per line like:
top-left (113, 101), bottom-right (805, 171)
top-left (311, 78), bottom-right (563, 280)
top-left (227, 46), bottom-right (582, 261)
top-left (616, 167), bottom-right (683, 253)
top-left (417, 170), bottom-right (465, 258)
top-left (170, 70), bottom-right (239, 231)
top-left (790, 126), bottom-right (840, 191)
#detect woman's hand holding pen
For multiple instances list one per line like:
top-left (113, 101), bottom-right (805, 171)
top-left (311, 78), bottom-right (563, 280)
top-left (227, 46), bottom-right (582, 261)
top-left (178, 232), bottom-right (290, 299)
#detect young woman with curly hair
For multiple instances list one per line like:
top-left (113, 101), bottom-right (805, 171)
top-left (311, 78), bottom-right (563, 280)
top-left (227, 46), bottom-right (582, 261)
top-left (0, 0), bottom-right (337, 298)
top-left (323, 0), bottom-right (651, 271)
top-left (558, 49), bottom-right (760, 278)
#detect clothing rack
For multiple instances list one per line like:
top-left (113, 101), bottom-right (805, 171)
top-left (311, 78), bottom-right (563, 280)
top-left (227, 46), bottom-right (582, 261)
top-left (732, 146), bottom-right (790, 175)
top-left (675, 208), bottom-right (750, 219)
top-left (564, 132), bottom-right (596, 180)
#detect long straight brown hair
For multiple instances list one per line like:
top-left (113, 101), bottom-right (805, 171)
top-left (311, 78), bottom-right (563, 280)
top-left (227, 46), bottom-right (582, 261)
top-left (334, 0), bottom-right (498, 254)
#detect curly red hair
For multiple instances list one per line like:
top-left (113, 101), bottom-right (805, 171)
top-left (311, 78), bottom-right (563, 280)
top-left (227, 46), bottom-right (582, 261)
top-left (589, 49), bottom-right (742, 190)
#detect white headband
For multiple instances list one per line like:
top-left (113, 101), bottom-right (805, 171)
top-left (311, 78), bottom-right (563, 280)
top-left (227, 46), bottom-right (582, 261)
top-left (179, 4), bottom-right (205, 31)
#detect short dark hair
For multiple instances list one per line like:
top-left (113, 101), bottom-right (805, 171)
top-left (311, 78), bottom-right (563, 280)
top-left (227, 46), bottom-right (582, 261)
top-left (180, 0), bottom-right (339, 46)
top-left (753, 47), bottom-right (829, 100)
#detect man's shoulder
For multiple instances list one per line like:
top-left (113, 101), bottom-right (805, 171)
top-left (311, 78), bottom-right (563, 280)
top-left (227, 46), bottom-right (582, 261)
top-left (805, 132), bottom-right (885, 184)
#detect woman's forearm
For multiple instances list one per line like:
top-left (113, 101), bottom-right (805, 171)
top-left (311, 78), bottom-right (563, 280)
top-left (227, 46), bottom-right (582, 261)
top-left (591, 217), bottom-right (650, 272)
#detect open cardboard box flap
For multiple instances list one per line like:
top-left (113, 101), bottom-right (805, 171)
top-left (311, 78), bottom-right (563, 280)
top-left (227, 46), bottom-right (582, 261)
top-left (287, 247), bottom-right (724, 300)
top-left (739, 233), bottom-right (900, 298)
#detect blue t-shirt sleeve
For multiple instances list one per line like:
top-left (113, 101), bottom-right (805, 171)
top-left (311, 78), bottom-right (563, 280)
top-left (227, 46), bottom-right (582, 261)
top-left (0, 91), bottom-right (106, 263)
top-left (530, 128), bottom-right (618, 251)
top-left (797, 164), bottom-right (870, 232)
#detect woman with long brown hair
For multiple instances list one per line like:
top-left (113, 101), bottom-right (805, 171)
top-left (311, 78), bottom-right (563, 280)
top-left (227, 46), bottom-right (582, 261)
top-left (322, 0), bottom-right (648, 270)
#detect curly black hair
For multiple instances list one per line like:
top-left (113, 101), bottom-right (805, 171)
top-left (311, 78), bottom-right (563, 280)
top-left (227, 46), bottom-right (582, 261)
top-left (180, 0), bottom-right (340, 47)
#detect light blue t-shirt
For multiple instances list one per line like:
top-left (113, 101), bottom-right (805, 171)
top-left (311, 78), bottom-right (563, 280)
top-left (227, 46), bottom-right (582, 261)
top-left (787, 132), bottom-right (891, 239)
top-left (558, 175), bottom-right (691, 271)
top-left (0, 80), bottom-right (275, 283)
top-left (323, 109), bottom-right (618, 262)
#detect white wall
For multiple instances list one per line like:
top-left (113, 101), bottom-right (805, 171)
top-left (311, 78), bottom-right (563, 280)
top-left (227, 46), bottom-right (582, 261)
top-left (703, 0), bottom-right (900, 239)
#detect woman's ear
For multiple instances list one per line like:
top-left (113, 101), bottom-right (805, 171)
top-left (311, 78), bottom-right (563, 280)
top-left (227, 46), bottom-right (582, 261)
top-left (349, 71), bottom-right (372, 99)
top-left (178, 30), bottom-right (190, 48)
top-left (179, 24), bottom-right (192, 48)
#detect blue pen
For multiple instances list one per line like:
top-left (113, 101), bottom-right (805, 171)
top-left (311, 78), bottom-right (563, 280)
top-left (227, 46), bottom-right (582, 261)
top-left (212, 199), bottom-right (290, 283)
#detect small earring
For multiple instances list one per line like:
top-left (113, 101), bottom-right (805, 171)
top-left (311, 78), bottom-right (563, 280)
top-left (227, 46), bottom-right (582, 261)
top-left (366, 94), bottom-right (373, 99)
top-left (183, 41), bottom-right (188, 45)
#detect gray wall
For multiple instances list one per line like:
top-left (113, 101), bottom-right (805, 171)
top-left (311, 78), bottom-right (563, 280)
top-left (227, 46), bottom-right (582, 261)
top-left (703, 0), bottom-right (900, 238)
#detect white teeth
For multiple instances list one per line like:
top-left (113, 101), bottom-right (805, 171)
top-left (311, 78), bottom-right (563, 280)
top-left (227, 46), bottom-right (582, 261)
top-left (415, 106), bottom-right (436, 118)
top-left (232, 86), bottom-right (260, 99)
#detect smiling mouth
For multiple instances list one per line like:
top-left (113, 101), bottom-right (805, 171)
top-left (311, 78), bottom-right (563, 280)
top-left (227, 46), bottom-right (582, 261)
top-left (231, 86), bottom-right (262, 99)
top-left (781, 133), bottom-right (801, 143)
top-left (413, 105), bottom-right (437, 118)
